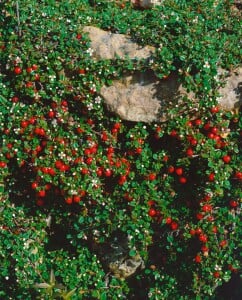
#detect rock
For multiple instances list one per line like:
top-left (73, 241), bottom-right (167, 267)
top-left (217, 67), bottom-right (242, 111)
top-left (84, 25), bottom-right (240, 123)
top-left (93, 231), bottom-right (145, 279)
top-left (100, 70), bottom-right (195, 123)
top-left (131, 0), bottom-right (164, 8)
top-left (82, 26), bottom-right (155, 60)
top-left (109, 253), bottom-right (144, 279)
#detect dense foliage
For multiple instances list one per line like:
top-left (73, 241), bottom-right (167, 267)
top-left (0, 0), bottom-right (241, 299)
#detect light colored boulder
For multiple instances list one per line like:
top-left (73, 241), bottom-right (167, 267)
top-left (131, 0), bottom-right (164, 8)
top-left (82, 26), bottom-right (155, 60)
top-left (84, 25), bottom-right (240, 122)
top-left (217, 67), bottom-right (242, 111)
top-left (100, 70), bottom-right (193, 123)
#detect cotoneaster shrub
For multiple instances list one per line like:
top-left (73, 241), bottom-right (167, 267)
top-left (0, 0), bottom-right (241, 299)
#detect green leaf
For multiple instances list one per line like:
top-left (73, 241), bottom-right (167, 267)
top-left (129, 249), bottom-right (136, 257)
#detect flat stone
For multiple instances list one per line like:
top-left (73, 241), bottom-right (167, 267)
top-left (131, 0), bottom-right (164, 8)
top-left (100, 70), bottom-right (193, 123)
top-left (217, 67), bottom-right (242, 111)
top-left (82, 26), bottom-right (155, 60)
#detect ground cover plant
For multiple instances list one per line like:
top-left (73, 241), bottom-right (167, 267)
top-left (0, 0), bottom-right (241, 299)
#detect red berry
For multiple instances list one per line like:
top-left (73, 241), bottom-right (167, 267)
top-left (196, 213), bottom-right (204, 220)
top-left (148, 173), bottom-right (156, 181)
top-left (45, 183), bottom-right (52, 191)
top-left (87, 118), bottom-right (94, 125)
top-left (84, 148), bottom-right (91, 156)
top-left (147, 200), bottom-right (156, 207)
top-left (190, 138), bottom-right (198, 146)
top-left (135, 147), bottom-right (142, 154)
top-left (210, 106), bottom-right (219, 114)
top-left (12, 96), bottom-right (19, 103)
top-left (170, 129), bottom-right (177, 137)
top-left (210, 127), bottom-right (218, 134)
top-left (201, 245), bottom-right (209, 253)
top-left (90, 146), bottom-right (97, 154)
top-left (208, 215), bottom-right (214, 222)
top-left (0, 161), bottom-right (7, 168)
top-left (104, 169), bottom-right (112, 177)
top-left (73, 195), bottom-right (81, 203)
top-left (101, 131), bottom-right (108, 141)
top-left (202, 204), bottom-right (212, 212)
top-left (124, 193), bottom-right (133, 202)
top-left (107, 147), bottom-right (114, 154)
top-left (36, 198), bottom-right (44, 206)
top-left (26, 67), bottom-right (32, 73)
top-left (234, 171), bottom-right (242, 180)
top-left (86, 157), bottom-right (93, 165)
top-left (203, 122), bottom-right (211, 131)
top-left (76, 127), bottom-right (84, 134)
top-left (20, 120), bottom-right (28, 128)
top-left (167, 166), bottom-right (174, 174)
top-left (148, 208), bottom-right (157, 217)
top-left (196, 228), bottom-right (202, 235)
top-left (194, 119), bottom-right (202, 126)
top-left (81, 168), bottom-right (89, 175)
top-left (219, 240), bottom-right (227, 247)
top-left (31, 182), bottom-right (38, 189)
top-left (55, 160), bottom-right (63, 169)
top-left (175, 168), bottom-right (183, 176)
top-left (32, 64), bottom-right (38, 71)
top-left (35, 74), bottom-right (40, 80)
top-left (195, 255), bottom-right (201, 263)
top-left (213, 271), bottom-right (220, 278)
top-left (37, 190), bottom-right (46, 198)
top-left (96, 167), bottom-right (103, 177)
top-left (199, 234), bottom-right (207, 243)
top-left (65, 197), bottom-right (73, 205)
top-left (179, 176), bottom-right (187, 184)
top-left (222, 155), bottom-right (231, 164)
top-left (204, 194), bottom-right (212, 202)
top-left (14, 66), bottom-right (22, 75)
top-left (34, 127), bottom-right (45, 136)
top-left (118, 175), bottom-right (127, 185)
top-left (166, 217), bottom-right (172, 224)
top-left (29, 116), bottom-right (36, 124)
top-left (190, 229), bottom-right (196, 235)
top-left (113, 122), bottom-right (121, 130)
top-left (229, 200), bottom-right (238, 208)
top-left (26, 81), bottom-right (33, 88)
top-left (228, 264), bottom-right (238, 273)
top-left (48, 168), bottom-right (56, 176)
top-left (186, 148), bottom-right (194, 157)
top-left (170, 221), bottom-right (178, 230)
top-left (111, 128), bottom-right (118, 134)
top-left (48, 110), bottom-right (55, 118)
top-left (207, 132), bottom-right (215, 139)
top-left (208, 173), bottom-right (215, 182)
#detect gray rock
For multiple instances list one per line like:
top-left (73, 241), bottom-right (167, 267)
top-left (84, 25), bottom-right (240, 122)
top-left (93, 232), bottom-right (144, 279)
top-left (82, 26), bottom-right (155, 60)
top-left (131, 0), bottom-right (164, 8)
top-left (217, 67), bottom-right (242, 111)
top-left (100, 70), bottom-right (195, 123)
